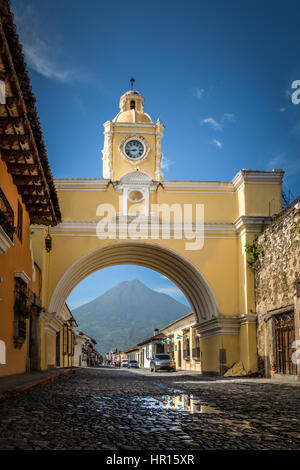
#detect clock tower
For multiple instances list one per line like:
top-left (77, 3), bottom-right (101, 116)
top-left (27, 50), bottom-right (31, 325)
top-left (102, 89), bottom-right (164, 182)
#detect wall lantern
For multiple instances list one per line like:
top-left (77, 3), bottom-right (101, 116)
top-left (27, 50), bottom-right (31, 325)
top-left (45, 228), bottom-right (52, 253)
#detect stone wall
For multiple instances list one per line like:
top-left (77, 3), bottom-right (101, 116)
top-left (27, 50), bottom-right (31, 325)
top-left (255, 200), bottom-right (300, 377)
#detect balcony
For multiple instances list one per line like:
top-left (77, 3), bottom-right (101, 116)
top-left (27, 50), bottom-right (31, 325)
top-left (0, 188), bottom-right (14, 253)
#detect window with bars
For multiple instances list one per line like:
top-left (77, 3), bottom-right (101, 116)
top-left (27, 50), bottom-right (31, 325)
top-left (17, 200), bottom-right (23, 242)
top-left (56, 331), bottom-right (60, 366)
top-left (274, 311), bottom-right (296, 375)
top-left (0, 187), bottom-right (14, 241)
top-left (13, 278), bottom-right (27, 348)
top-left (183, 337), bottom-right (190, 360)
top-left (192, 335), bottom-right (201, 360)
top-left (63, 326), bottom-right (68, 355)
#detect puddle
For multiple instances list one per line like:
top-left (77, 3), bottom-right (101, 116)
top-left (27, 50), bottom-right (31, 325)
top-left (138, 394), bottom-right (221, 414)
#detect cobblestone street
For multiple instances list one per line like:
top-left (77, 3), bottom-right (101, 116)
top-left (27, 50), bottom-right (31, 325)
top-left (0, 367), bottom-right (299, 450)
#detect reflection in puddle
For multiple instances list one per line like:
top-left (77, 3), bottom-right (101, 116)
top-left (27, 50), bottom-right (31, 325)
top-left (138, 394), bottom-right (221, 414)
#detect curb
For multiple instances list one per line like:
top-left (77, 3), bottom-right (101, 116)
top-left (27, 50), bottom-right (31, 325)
top-left (0, 368), bottom-right (78, 403)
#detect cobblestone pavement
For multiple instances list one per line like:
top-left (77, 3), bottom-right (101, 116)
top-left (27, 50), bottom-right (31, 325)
top-left (0, 367), bottom-right (299, 450)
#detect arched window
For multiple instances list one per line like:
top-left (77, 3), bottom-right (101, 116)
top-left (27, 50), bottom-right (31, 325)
top-left (130, 100), bottom-right (135, 109)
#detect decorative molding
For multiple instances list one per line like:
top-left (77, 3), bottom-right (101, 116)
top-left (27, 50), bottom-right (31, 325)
top-left (197, 316), bottom-right (241, 339)
top-left (40, 312), bottom-right (62, 336)
top-left (232, 169), bottom-right (284, 191)
top-left (162, 180), bottom-right (234, 193)
top-left (55, 179), bottom-right (110, 191)
top-left (14, 270), bottom-right (31, 285)
top-left (234, 215), bottom-right (273, 232)
top-left (197, 313), bottom-right (257, 338)
top-left (239, 313), bottom-right (257, 326)
top-left (0, 225), bottom-right (14, 254)
top-left (104, 120), bottom-right (156, 128)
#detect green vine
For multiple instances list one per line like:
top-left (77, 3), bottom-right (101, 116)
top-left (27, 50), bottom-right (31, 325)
top-left (291, 219), bottom-right (300, 231)
top-left (245, 239), bottom-right (263, 268)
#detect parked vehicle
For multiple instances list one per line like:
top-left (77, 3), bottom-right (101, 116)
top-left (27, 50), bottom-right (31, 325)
top-left (121, 359), bottom-right (129, 367)
top-left (150, 354), bottom-right (175, 372)
top-left (128, 360), bottom-right (139, 368)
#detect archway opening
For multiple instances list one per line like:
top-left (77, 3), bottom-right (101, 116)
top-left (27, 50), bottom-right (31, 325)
top-left (67, 265), bottom-right (190, 357)
top-left (49, 241), bottom-right (220, 325)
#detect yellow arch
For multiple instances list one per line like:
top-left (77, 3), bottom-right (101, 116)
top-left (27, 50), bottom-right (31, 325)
top-left (48, 240), bottom-right (220, 324)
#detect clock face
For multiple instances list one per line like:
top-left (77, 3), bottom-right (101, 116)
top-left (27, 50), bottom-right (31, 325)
top-left (124, 139), bottom-right (144, 159)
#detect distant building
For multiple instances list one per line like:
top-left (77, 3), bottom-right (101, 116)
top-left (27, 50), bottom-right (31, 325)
top-left (55, 304), bottom-right (77, 368)
top-left (136, 329), bottom-right (165, 368)
top-left (161, 312), bottom-right (201, 372)
top-left (74, 332), bottom-right (98, 367)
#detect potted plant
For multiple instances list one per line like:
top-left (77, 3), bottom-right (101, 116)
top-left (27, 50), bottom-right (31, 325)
top-left (0, 208), bottom-right (16, 237)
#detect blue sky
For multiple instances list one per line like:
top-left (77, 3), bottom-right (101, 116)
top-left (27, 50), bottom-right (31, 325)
top-left (11, 0), bottom-right (300, 308)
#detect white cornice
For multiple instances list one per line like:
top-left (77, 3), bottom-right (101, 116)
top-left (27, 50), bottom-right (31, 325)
top-left (197, 316), bottom-right (240, 339)
top-left (14, 270), bottom-right (31, 285)
top-left (0, 226), bottom-right (14, 254)
top-left (50, 220), bottom-right (236, 233)
top-left (40, 312), bottom-right (62, 336)
top-left (234, 215), bottom-right (273, 231)
top-left (232, 169), bottom-right (284, 191)
top-left (162, 181), bottom-right (234, 193)
top-left (54, 179), bottom-right (110, 191)
top-left (104, 120), bottom-right (156, 128)
top-left (196, 314), bottom-right (257, 338)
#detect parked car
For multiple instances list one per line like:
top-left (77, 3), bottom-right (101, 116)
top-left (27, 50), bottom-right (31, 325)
top-left (128, 360), bottom-right (139, 368)
top-left (150, 354), bottom-right (175, 372)
top-left (121, 359), bottom-right (129, 367)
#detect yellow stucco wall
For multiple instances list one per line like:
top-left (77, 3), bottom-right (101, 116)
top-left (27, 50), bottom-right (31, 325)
top-left (0, 158), bottom-right (38, 376)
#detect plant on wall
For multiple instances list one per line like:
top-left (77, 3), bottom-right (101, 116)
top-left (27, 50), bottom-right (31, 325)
top-left (0, 208), bottom-right (16, 237)
top-left (245, 239), bottom-right (263, 269)
top-left (14, 294), bottom-right (36, 319)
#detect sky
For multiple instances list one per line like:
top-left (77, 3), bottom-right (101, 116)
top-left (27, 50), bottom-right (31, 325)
top-left (10, 0), bottom-right (300, 308)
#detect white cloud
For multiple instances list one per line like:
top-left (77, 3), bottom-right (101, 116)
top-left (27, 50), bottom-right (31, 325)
top-left (280, 107), bottom-right (286, 112)
top-left (161, 154), bottom-right (173, 170)
top-left (12, 3), bottom-right (86, 83)
top-left (194, 87), bottom-right (205, 100)
top-left (266, 153), bottom-right (300, 175)
top-left (160, 275), bottom-right (168, 280)
top-left (210, 139), bottom-right (223, 148)
top-left (201, 117), bottom-right (222, 131)
top-left (221, 113), bottom-right (236, 123)
top-left (155, 286), bottom-right (184, 298)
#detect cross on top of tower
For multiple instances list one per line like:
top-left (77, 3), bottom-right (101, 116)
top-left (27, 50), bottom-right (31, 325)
top-left (130, 77), bottom-right (135, 90)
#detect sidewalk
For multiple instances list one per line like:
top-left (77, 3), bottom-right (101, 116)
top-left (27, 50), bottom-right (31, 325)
top-left (127, 367), bottom-right (300, 386)
top-left (0, 367), bottom-right (80, 402)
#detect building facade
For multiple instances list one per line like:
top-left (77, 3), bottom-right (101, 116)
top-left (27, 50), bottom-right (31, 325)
top-left (161, 313), bottom-right (202, 372)
top-left (0, 1), bottom-right (61, 376)
top-left (74, 331), bottom-right (99, 367)
top-left (136, 331), bottom-right (165, 369)
top-left (31, 86), bottom-right (285, 376)
top-left (255, 199), bottom-right (300, 379)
